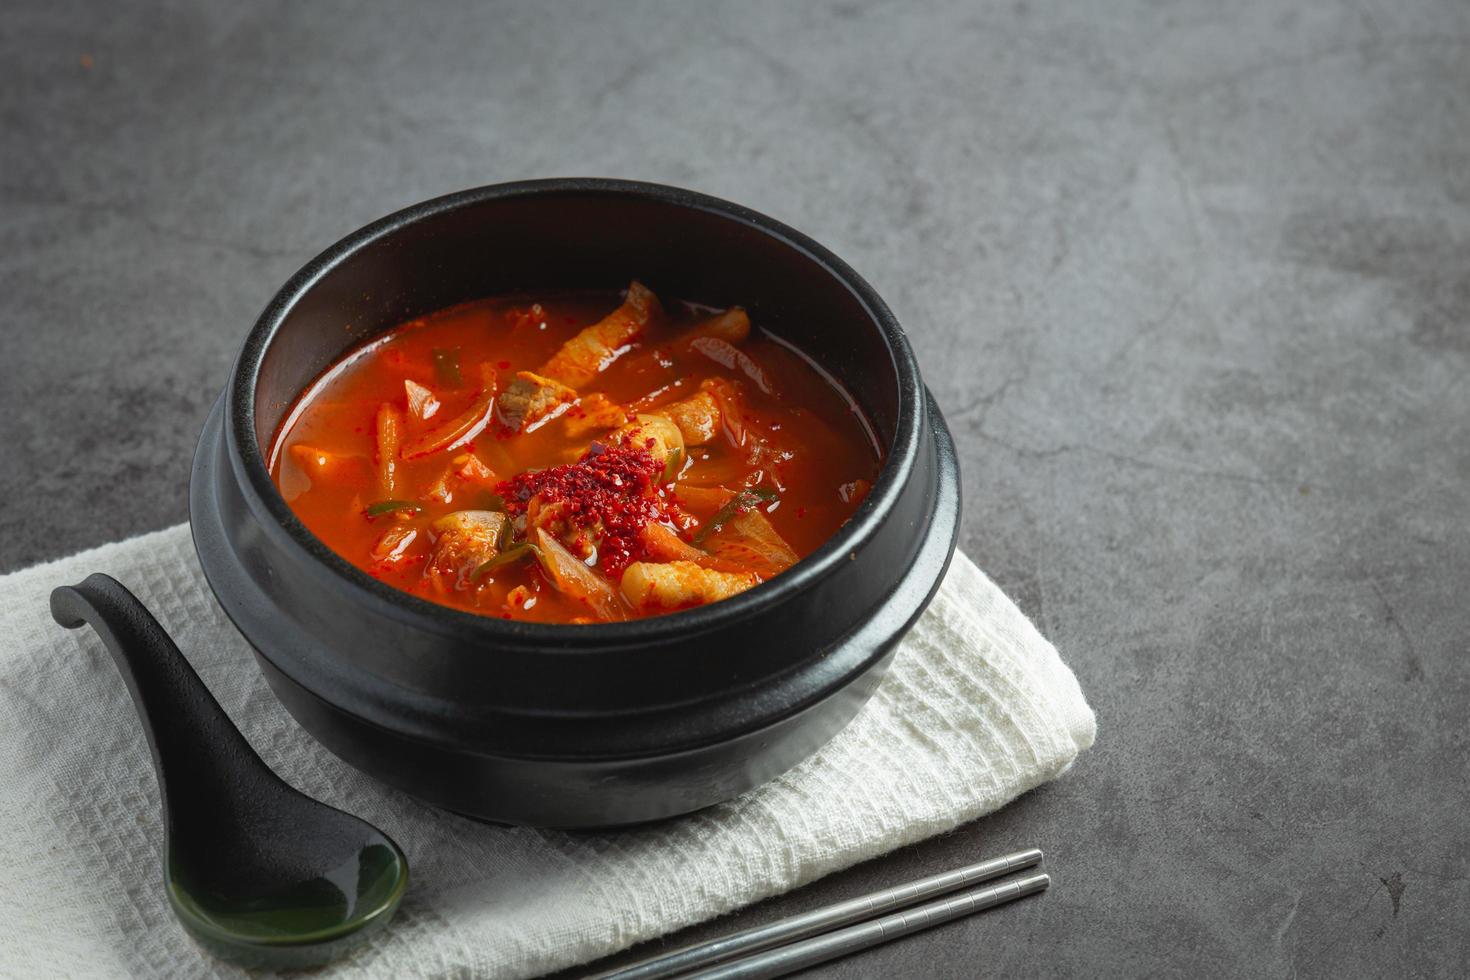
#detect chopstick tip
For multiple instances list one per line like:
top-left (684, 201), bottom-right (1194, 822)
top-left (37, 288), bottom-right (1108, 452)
top-left (1017, 871), bottom-right (1051, 896)
top-left (1007, 847), bottom-right (1044, 871)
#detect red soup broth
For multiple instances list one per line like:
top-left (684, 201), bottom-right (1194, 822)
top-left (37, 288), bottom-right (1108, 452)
top-left (269, 283), bottom-right (881, 623)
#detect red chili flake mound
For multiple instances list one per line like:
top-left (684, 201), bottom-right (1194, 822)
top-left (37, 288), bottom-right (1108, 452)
top-left (497, 443), bottom-right (672, 577)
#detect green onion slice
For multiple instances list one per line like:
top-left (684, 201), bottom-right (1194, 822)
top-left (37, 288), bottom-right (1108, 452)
top-left (365, 499), bottom-right (423, 517)
top-left (692, 487), bottom-right (778, 544)
top-left (473, 542), bottom-right (540, 577)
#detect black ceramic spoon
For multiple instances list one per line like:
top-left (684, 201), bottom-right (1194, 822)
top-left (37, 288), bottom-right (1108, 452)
top-left (50, 573), bottom-right (409, 970)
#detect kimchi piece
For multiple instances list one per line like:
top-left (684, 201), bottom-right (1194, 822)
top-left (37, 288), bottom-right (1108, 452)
top-left (269, 283), bottom-right (881, 622)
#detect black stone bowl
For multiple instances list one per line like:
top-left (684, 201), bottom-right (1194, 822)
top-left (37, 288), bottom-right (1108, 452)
top-left (190, 179), bottom-right (960, 828)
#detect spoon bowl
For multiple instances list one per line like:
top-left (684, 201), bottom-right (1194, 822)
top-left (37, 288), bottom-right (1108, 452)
top-left (51, 573), bottom-right (408, 970)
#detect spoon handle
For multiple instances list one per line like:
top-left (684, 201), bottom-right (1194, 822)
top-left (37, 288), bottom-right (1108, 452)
top-left (50, 573), bottom-right (273, 831)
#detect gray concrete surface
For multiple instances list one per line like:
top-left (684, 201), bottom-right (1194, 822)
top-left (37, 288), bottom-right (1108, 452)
top-left (3, 1), bottom-right (1467, 976)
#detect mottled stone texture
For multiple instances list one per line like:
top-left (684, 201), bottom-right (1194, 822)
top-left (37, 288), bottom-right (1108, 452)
top-left (2, 2), bottom-right (1467, 976)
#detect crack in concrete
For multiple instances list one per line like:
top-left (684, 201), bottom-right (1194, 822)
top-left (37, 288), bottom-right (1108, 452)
top-left (971, 427), bottom-right (1305, 491)
top-left (951, 368), bottom-right (1030, 425)
top-left (1275, 889), bottom-right (1303, 958)
top-left (0, 188), bottom-right (301, 262)
top-left (1174, 34), bottom-right (1470, 98)
top-left (1370, 581), bottom-right (1424, 682)
top-left (1105, 287), bottom-right (1189, 370)
top-left (1378, 872), bottom-right (1406, 918)
top-left (1403, 866), bottom-right (1470, 885)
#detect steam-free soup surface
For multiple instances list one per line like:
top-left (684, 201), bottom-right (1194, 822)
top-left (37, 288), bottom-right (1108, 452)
top-left (270, 284), bottom-right (881, 623)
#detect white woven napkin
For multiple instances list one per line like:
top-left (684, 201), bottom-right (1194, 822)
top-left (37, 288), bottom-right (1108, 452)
top-left (0, 524), bottom-right (1093, 979)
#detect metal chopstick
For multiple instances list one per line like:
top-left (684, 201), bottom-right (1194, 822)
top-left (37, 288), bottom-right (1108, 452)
top-left (592, 848), bottom-right (1043, 980)
top-left (679, 872), bottom-right (1050, 980)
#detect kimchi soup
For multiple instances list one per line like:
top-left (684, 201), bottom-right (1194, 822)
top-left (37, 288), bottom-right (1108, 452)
top-left (269, 282), bottom-right (881, 623)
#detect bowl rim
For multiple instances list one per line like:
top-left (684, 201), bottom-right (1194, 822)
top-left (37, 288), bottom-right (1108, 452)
top-left (224, 177), bottom-right (925, 648)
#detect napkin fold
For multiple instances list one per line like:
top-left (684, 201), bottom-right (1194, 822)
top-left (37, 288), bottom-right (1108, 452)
top-left (0, 524), bottom-right (1093, 979)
